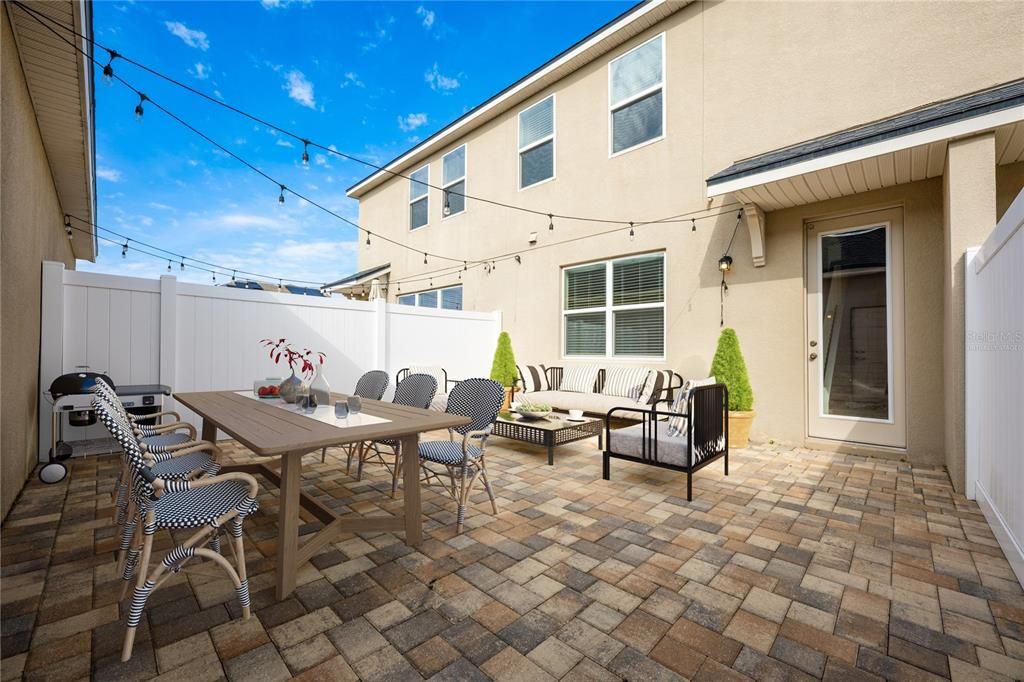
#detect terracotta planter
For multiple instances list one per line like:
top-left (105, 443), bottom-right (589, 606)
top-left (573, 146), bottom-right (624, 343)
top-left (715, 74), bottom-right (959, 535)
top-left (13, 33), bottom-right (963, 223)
top-left (501, 387), bottom-right (514, 413)
top-left (728, 410), bottom-right (755, 449)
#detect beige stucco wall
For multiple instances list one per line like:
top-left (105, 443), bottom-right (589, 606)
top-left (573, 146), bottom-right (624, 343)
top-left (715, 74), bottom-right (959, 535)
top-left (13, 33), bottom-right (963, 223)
top-left (1, 9), bottom-right (76, 519)
top-left (354, 1), bottom-right (1023, 462)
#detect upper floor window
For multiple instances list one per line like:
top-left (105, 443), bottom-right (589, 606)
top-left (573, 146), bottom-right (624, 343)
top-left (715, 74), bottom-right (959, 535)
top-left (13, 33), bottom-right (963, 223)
top-left (563, 253), bottom-right (665, 358)
top-left (409, 165), bottom-right (429, 230)
top-left (609, 34), bottom-right (664, 155)
top-left (519, 96), bottom-right (555, 189)
top-left (442, 146), bottom-right (466, 217)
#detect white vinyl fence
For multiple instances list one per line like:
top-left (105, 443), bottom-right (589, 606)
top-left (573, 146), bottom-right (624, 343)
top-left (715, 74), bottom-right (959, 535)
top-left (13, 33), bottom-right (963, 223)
top-left (39, 262), bottom-right (501, 454)
top-left (965, 188), bottom-right (1024, 587)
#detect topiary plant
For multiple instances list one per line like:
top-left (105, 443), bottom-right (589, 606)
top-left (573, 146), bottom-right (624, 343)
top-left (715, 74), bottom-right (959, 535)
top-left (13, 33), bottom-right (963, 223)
top-left (710, 328), bottom-right (754, 412)
top-left (489, 331), bottom-right (519, 388)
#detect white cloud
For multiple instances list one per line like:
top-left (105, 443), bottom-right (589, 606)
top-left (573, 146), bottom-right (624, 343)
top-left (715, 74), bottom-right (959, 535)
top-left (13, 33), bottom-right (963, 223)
top-left (340, 72), bottom-right (365, 89)
top-left (260, 0), bottom-right (312, 8)
top-left (416, 5), bottom-right (435, 29)
top-left (284, 70), bottom-right (316, 109)
top-left (360, 16), bottom-right (395, 53)
top-left (276, 139), bottom-right (295, 148)
top-left (397, 112), bottom-right (428, 132)
top-left (97, 166), bottom-right (121, 182)
top-left (424, 63), bottom-right (459, 92)
top-left (314, 154), bottom-right (329, 167)
top-left (190, 62), bottom-right (209, 80)
top-left (164, 21), bottom-right (209, 50)
top-left (147, 202), bottom-right (174, 211)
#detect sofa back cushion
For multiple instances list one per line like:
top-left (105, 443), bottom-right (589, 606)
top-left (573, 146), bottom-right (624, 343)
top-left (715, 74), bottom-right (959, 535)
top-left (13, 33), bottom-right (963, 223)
top-left (601, 367), bottom-right (651, 401)
top-left (559, 365), bottom-right (601, 393)
top-left (518, 365), bottom-right (548, 393)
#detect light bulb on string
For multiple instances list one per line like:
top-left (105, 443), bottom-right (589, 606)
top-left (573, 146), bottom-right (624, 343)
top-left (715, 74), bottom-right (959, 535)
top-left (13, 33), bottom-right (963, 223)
top-left (64, 215), bottom-right (73, 241)
top-left (180, 259), bottom-right (185, 271)
top-left (691, 218), bottom-right (696, 232)
top-left (301, 140), bottom-right (310, 166)
top-left (628, 222), bottom-right (635, 241)
top-left (231, 270), bottom-right (237, 283)
top-left (212, 271), bottom-right (217, 284)
top-left (122, 240), bottom-right (129, 258)
top-left (443, 192), bottom-right (451, 217)
top-left (278, 184), bottom-right (286, 205)
top-left (423, 253), bottom-right (428, 265)
top-left (514, 255), bottom-right (522, 264)
top-left (365, 231), bottom-right (371, 247)
top-left (167, 260), bottom-right (172, 272)
top-left (101, 49), bottom-right (118, 86)
top-left (134, 93), bottom-right (147, 121)
top-left (548, 214), bottom-right (554, 231)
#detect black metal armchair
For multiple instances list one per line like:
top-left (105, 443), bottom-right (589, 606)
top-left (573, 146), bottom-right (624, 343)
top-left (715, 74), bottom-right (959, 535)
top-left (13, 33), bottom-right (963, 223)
top-left (603, 383), bottom-right (729, 500)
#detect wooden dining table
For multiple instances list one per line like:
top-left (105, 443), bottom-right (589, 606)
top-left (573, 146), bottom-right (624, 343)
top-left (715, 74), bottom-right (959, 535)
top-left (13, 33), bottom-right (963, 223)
top-left (174, 390), bottom-right (470, 599)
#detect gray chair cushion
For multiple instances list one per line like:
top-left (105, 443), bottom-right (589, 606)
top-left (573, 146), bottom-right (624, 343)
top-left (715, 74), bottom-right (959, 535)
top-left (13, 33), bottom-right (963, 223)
top-left (608, 422), bottom-right (690, 466)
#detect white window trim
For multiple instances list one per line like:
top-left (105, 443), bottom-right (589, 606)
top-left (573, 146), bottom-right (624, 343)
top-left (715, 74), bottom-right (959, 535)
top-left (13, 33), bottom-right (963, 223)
top-left (409, 164), bottom-right (430, 231)
top-left (441, 145), bottom-right (467, 220)
top-left (607, 33), bottom-right (666, 159)
top-left (404, 284), bottom-right (464, 310)
top-left (561, 252), bottom-right (666, 361)
top-left (518, 94), bottom-right (556, 191)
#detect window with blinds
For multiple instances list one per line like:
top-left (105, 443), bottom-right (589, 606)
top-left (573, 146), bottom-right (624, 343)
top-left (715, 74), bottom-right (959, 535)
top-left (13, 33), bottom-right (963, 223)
top-left (609, 35), bottom-right (664, 155)
top-left (563, 253), bottom-right (665, 358)
top-left (398, 294), bottom-right (416, 306)
top-left (409, 165), bottom-right (429, 229)
top-left (442, 146), bottom-right (466, 217)
top-left (518, 96), bottom-right (555, 189)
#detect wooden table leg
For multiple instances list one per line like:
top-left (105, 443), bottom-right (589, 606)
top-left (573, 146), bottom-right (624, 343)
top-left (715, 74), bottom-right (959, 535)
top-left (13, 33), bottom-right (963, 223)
top-left (201, 417), bottom-right (217, 443)
top-left (400, 434), bottom-right (422, 546)
top-left (276, 453), bottom-right (302, 599)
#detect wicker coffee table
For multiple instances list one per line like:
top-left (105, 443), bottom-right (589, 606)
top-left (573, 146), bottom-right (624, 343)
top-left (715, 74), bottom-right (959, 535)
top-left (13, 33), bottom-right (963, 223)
top-left (493, 412), bottom-right (603, 465)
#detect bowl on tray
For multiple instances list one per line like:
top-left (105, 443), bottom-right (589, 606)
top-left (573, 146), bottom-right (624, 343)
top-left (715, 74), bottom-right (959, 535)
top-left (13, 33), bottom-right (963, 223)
top-left (515, 402), bottom-right (552, 420)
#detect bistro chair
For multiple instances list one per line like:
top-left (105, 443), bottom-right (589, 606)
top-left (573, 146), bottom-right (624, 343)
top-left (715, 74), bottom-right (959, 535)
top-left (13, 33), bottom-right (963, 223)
top-left (357, 373), bottom-right (438, 495)
top-left (93, 397), bottom-right (259, 662)
top-left (603, 383), bottom-right (729, 501)
top-left (417, 378), bottom-right (505, 532)
top-left (397, 366), bottom-right (454, 412)
top-left (321, 369), bottom-right (390, 464)
top-left (93, 377), bottom-right (197, 453)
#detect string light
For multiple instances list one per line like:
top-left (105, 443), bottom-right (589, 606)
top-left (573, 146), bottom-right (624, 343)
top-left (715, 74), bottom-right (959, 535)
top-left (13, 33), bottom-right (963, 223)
top-left (423, 253), bottom-right (428, 265)
top-left (365, 231), bottom-right (371, 246)
top-left (180, 259), bottom-right (185, 271)
top-left (212, 271), bottom-right (217, 283)
top-left (301, 140), bottom-right (310, 166)
top-left (628, 222), bottom-right (635, 241)
top-left (514, 255), bottom-right (522, 264)
top-left (101, 50), bottom-right (118, 85)
top-left (134, 93), bottom-right (147, 121)
top-left (443, 192), bottom-right (451, 217)
top-left (691, 218), bottom-right (697, 232)
top-left (548, 214), bottom-right (554, 231)
top-left (166, 260), bottom-right (172, 272)
top-left (278, 184), bottom-right (286, 205)
top-left (64, 215), bottom-right (73, 240)
top-left (121, 240), bottom-right (129, 258)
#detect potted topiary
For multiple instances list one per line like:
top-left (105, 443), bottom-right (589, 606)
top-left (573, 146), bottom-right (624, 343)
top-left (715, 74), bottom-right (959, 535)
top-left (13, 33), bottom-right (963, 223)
top-left (710, 328), bottom-right (755, 448)
top-left (489, 331), bottom-right (519, 412)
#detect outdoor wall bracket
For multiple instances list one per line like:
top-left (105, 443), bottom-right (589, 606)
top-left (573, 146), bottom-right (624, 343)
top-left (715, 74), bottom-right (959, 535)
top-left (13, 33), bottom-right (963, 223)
top-left (743, 202), bottom-right (766, 267)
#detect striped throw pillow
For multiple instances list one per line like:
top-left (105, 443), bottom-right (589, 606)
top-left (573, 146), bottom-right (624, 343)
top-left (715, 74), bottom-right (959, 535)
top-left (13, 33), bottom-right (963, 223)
top-left (518, 365), bottom-right (547, 392)
top-left (638, 370), bottom-right (673, 406)
top-left (601, 367), bottom-right (651, 401)
top-left (559, 365), bottom-right (600, 393)
top-left (667, 377), bottom-right (717, 437)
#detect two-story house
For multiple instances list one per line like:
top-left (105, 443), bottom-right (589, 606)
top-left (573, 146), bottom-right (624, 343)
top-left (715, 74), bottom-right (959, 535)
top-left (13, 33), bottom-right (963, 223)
top-left (345, 0), bottom-right (1024, 492)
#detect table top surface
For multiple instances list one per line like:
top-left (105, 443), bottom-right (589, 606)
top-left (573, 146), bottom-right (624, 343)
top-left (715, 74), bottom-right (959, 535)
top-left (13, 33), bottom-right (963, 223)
top-left (496, 411), bottom-right (602, 431)
top-left (175, 390), bottom-right (469, 457)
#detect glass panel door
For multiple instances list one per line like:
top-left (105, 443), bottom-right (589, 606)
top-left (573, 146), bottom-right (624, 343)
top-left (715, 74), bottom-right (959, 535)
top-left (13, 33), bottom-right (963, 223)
top-left (806, 208), bottom-right (905, 448)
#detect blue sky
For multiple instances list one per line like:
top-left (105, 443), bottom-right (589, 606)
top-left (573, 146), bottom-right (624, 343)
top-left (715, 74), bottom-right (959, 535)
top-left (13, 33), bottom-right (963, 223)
top-left (81, 0), bottom-right (634, 286)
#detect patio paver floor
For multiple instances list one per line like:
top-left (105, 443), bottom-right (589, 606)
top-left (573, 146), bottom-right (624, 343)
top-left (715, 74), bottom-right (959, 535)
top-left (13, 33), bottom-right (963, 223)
top-left (3, 436), bottom-right (1023, 681)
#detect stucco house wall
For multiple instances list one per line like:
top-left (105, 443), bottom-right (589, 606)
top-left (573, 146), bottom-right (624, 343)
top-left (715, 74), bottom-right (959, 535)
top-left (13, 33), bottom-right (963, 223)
top-left (1, 9), bottom-right (77, 519)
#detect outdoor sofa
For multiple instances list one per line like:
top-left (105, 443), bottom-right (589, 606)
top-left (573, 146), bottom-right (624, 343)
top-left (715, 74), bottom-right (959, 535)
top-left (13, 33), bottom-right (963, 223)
top-left (517, 364), bottom-right (683, 420)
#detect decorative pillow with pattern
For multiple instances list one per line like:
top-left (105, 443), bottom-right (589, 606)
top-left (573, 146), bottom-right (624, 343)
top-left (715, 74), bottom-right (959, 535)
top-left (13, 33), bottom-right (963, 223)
top-left (638, 370), bottom-right (673, 406)
top-left (667, 377), bottom-right (717, 437)
top-left (518, 365), bottom-right (547, 393)
top-left (559, 365), bottom-right (601, 393)
top-left (601, 367), bottom-right (651, 401)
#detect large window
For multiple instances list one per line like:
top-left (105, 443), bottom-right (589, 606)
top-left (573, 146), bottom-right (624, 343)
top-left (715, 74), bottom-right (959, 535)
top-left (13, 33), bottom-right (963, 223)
top-left (563, 253), bottom-right (664, 358)
top-left (518, 96), bottom-right (554, 189)
top-left (609, 34), bottom-right (664, 155)
top-left (442, 146), bottom-right (466, 217)
top-left (398, 285), bottom-right (463, 310)
top-left (409, 165), bottom-right (429, 230)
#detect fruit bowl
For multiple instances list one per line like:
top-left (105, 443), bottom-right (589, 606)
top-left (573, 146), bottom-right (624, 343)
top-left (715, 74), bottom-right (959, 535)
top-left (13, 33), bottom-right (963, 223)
top-left (516, 402), bottom-right (552, 420)
top-left (254, 379), bottom-right (282, 399)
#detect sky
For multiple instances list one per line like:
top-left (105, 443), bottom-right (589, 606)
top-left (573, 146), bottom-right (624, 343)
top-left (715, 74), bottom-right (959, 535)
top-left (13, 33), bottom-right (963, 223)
top-left (80, 0), bottom-right (634, 287)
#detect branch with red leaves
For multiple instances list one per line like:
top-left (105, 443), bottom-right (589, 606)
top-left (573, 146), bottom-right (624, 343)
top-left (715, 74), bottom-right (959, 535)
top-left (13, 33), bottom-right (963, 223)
top-left (260, 338), bottom-right (326, 380)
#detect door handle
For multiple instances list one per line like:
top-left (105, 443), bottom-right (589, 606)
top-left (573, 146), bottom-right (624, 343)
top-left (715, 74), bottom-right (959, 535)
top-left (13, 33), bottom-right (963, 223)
top-left (809, 352), bottom-right (818, 361)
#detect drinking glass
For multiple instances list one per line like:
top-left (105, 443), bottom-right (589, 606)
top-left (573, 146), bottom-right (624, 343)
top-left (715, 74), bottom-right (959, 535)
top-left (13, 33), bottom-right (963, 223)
top-left (347, 395), bottom-right (362, 418)
top-left (334, 401), bottom-right (349, 422)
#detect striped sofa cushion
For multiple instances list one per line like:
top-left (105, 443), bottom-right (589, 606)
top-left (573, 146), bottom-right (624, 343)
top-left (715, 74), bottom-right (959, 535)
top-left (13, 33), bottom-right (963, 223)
top-left (560, 365), bottom-right (600, 393)
top-left (667, 377), bottom-right (717, 437)
top-left (518, 365), bottom-right (548, 393)
top-left (638, 370), bottom-right (673, 406)
top-left (601, 367), bottom-right (652, 400)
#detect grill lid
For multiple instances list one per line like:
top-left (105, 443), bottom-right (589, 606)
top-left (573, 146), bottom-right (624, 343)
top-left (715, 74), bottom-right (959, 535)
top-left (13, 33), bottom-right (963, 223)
top-left (49, 372), bottom-right (115, 399)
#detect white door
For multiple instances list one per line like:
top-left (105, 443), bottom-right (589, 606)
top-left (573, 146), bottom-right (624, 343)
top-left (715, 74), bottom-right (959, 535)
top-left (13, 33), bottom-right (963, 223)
top-left (806, 207), bottom-right (906, 448)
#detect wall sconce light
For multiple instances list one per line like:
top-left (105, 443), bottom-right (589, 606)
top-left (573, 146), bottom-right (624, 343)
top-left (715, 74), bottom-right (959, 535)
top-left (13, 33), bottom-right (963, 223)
top-left (718, 255), bottom-right (733, 272)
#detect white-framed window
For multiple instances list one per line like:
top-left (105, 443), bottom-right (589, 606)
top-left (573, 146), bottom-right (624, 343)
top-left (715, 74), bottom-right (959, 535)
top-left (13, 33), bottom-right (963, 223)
top-left (409, 165), bottom-right (429, 230)
top-left (609, 34), bottom-right (664, 156)
top-left (562, 253), bottom-right (665, 358)
top-left (442, 145), bottom-right (466, 217)
top-left (518, 95), bottom-right (555, 189)
top-left (401, 285), bottom-right (463, 310)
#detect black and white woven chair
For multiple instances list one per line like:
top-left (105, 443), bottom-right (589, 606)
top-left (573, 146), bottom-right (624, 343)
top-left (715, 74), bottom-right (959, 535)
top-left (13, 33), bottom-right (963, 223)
top-left (358, 373), bottom-right (438, 495)
top-left (418, 378), bottom-right (505, 532)
top-left (93, 397), bottom-right (259, 662)
top-left (93, 378), bottom-right (197, 453)
top-left (321, 369), bottom-right (390, 464)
